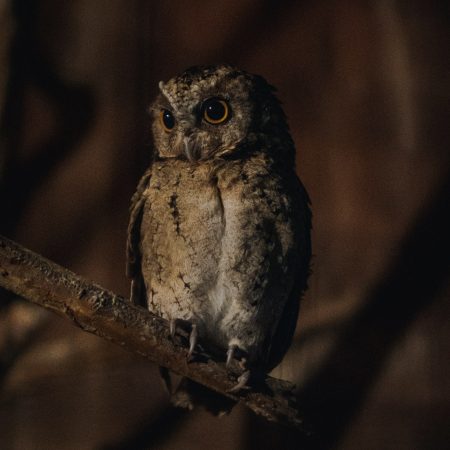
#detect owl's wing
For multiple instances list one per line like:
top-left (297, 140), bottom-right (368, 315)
top-left (126, 167), bottom-right (152, 307)
top-left (267, 175), bottom-right (312, 371)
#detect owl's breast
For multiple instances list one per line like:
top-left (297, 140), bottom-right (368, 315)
top-left (140, 160), bottom-right (225, 321)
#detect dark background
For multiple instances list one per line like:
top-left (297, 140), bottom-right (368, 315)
top-left (0, 1), bottom-right (449, 449)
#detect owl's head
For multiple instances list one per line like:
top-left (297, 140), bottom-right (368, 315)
top-left (149, 64), bottom-right (294, 163)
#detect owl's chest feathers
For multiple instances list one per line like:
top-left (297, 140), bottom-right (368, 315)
top-left (141, 157), bottom-right (293, 346)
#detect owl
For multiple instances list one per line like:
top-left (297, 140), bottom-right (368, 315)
top-left (127, 64), bottom-right (311, 411)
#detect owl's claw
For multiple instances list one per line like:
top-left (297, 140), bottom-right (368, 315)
top-left (227, 370), bottom-right (251, 394)
top-left (169, 318), bottom-right (191, 339)
top-left (226, 344), bottom-right (237, 367)
top-left (226, 343), bottom-right (248, 370)
top-left (226, 344), bottom-right (251, 393)
top-left (169, 319), bottom-right (199, 361)
top-left (187, 324), bottom-right (198, 361)
top-left (169, 319), bottom-right (178, 338)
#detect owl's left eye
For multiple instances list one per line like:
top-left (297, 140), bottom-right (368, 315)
top-left (160, 109), bottom-right (175, 131)
top-left (202, 98), bottom-right (230, 125)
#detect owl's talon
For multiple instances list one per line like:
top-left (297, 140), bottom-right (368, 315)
top-left (169, 318), bottom-right (178, 338)
top-left (169, 319), bottom-right (198, 360)
top-left (227, 370), bottom-right (251, 394)
top-left (169, 319), bottom-right (181, 338)
top-left (226, 344), bottom-right (237, 367)
top-left (187, 324), bottom-right (198, 360)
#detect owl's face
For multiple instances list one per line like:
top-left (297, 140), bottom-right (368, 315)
top-left (149, 64), bottom-right (291, 162)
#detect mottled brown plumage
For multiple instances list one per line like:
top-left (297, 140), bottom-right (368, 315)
top-left (127, 64), bottom-right (311, 411)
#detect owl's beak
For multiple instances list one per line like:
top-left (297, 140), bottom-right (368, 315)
top-left (183, 136), bottom-right (197, 162)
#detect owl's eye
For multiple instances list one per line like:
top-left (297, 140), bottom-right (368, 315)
top-left (202, 98), bottom-right (230, 125)
top-left (160, 109), bottom-right (175, 131)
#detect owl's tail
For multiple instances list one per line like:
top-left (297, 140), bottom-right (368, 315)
top-left (159, 367), bottom-right (236, 416)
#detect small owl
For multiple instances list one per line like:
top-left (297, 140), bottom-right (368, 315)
top-left (127, 64), bottom-right (311, 410)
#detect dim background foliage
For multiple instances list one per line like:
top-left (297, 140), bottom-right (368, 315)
top-left (0, 1), bottom-right (449, 449)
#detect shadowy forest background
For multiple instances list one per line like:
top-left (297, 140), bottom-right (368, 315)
top-left (0, 1), bottom-right (449, 449)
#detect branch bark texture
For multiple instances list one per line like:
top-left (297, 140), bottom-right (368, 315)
top-left (0, 234), bottom-right (304, 430)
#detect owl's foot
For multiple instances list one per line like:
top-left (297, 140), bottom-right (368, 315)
top-left (226, 343), bottom-right (252, 393)
top-left (226, 344), bottom-right (248, 369)
top-left (169, 318), bottom-right (183, 338)
top-left (188, 323), bottom-right (198, 361)
top-left (169, 318), bottom-right (198, 361)
top-left (226, 345), bottom-right (236, 367)
top-left (227, 370), bottom-right (251, 394)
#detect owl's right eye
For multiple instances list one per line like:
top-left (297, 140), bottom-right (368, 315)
top-left (160, 109), bottom-right (175, 131)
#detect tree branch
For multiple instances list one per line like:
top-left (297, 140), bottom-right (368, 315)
top-left (0, 234), bottom-right (305, 430)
